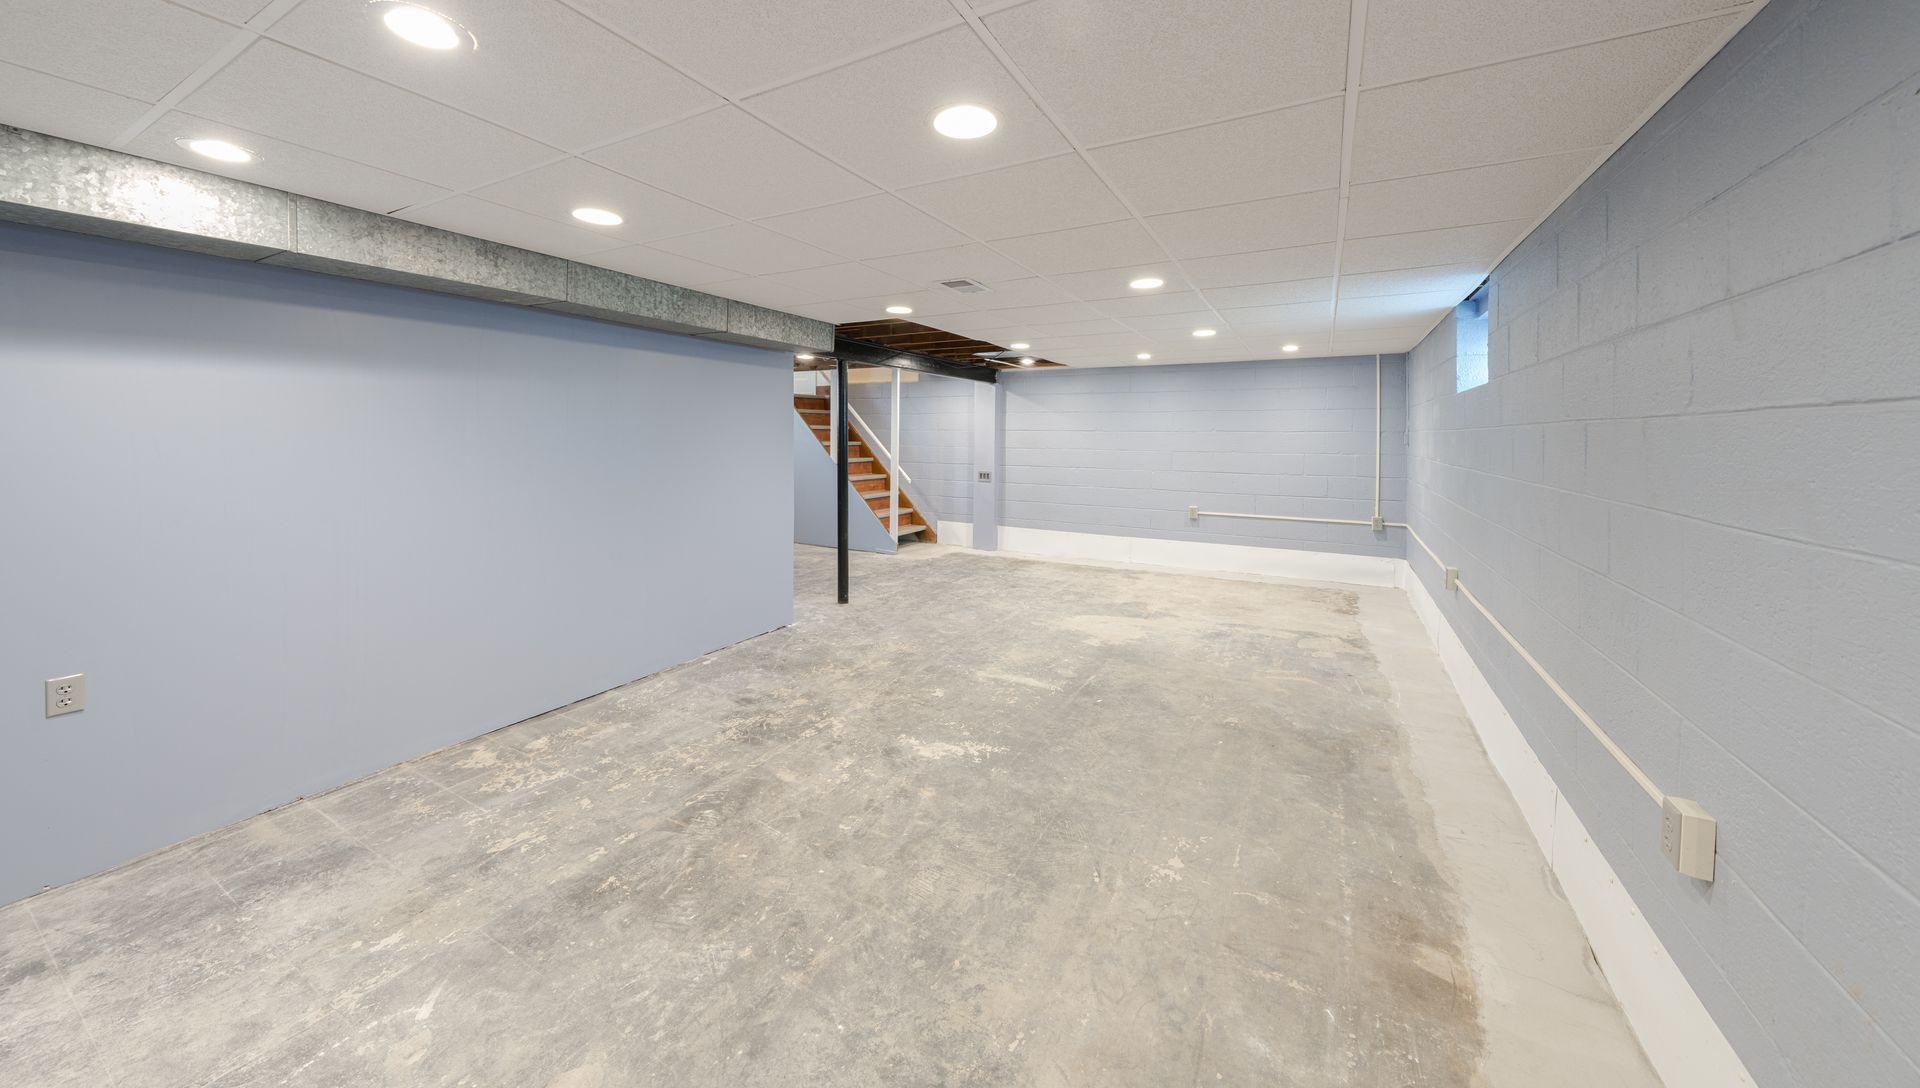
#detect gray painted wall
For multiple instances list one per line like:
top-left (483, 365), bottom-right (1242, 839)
top-left (847, 374), bottom-right (975, 525)
top-left (1403, 0), bottom-right (1920, 1082)
top-left (0, 222), bottom-right (795, 903)
top-left (792, 413), bottom-right (895, 554)
top-left (997, 356), bottom-right (1406, 558)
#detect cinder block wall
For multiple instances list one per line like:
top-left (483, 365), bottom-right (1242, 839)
top-left (997, 356), bottom-right (1406, 558)
top-left (847, 374), bottom-right (975, 525)
top-left (1404, 0), bottom-right (1920, 1082)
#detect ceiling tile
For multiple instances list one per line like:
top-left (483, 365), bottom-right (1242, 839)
top-left (1147, 189), bottom-right (1340, 259)
top-left (698, 277), bottom-right (832, 311)
top-left (1352, 17), bottom-right (1737, 182)
top-left (955, 301), bottom-right (1108, 327)
top-left (945, 276), bottom-right (1077, 310)
top-left (1201, 279), bottom-right (1333, 308)
top-left (1183, 244), bottom-right (1337, 290)
top-left (172, 1), bottom-right (276, 23)
top-left (127, 110), bottom-right (450, 214)
top-left (1046, 267), bottom-right (1191, 302)
top-left (1346, 151), bottom-right (1595, 238)
top-left (588, 107), bottom-right (874, 220)
top-left (1336, 290), bottom-right (1463, 323)
top-left (399, 196), bottom-right (629, 259)
top-left (569, 0), bottom-right (960, 98)
top-left (1122, 311), bottom-right (1221, 333)
top-left (1090, 290), bottom-right (1211, 318)
top-left (982, 0), bottom-right (1349, 145)
top-left (583, 245), bottom-right (741, 287)
top-left (1364, 0), bottom-right (1751, 86)
top-left (648, 222), bottom-right (845, 276)
top-left (471, 158), bottom-right (732, 242)
top-left (829, 289), bottom-right (980, 319)
top-left (901, 154), bottom-right (1127, 240)
top-left (1339, 222), bottom-right (1522, 274)
top-left (991, 219), bottom-right (1165, 275)
top-left (1338, 264), bottom-right (1486, 300)
top-left (265, 0), bottom-right (718, 152)
top-left (745, 26), bottom-right (1070, 189)
top-left (758, 194), bottom-right (967, 258)
top-left (0, 0), bottom-right (234, 101)
top-left (0, 62), bottom-right (153, 147)
top-left (178, 41), bottom-right (554, 189)
top-left (759, 262), bottom-right (918, 300)
top-left (1219, 301), bottom-right (1335, 327)
top-left (1090, 98), bottom-right (1344, 215)
top-left (862, 243), bottom-right (1034, 285)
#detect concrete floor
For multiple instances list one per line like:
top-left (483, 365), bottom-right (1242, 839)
top-left (1, 545), bottom-right (1659, 1087)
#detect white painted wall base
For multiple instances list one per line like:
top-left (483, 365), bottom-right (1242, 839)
top-left (942, 522), bottom-right (1750, 1087)
top-left (984, 525), bottom-right (1404, 587)
top-left (1399, 567), bottom-right (1756, 1088)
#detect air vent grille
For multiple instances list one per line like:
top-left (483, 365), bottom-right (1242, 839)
top-left (938, 278), bottom-right (990, 294)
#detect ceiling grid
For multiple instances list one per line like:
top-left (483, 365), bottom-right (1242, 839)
top-left (0, 0), bottom-right (1765, 366)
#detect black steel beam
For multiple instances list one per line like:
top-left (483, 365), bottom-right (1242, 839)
top-left (835, 356), bottom-right (849, 605)
top-left (831, 336), bottom-right (998, 383)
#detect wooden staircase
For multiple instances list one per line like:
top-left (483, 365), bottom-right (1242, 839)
top-left (795, 391), bottom-right (934, 542)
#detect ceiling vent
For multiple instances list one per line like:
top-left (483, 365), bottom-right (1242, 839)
top-left (938, 278), bottom-right (991, 294)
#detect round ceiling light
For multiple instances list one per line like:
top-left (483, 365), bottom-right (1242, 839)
top-left (932, 104), bottom-right (998, 140)
top-left (1136, 353), bottom-right (1152, 360)
top-left (571, 207), bottom-right (623, 226)
top-left (885, 305), bottom-right (914, 315)
top-left (1009, 342), bottom-right (1029, 350)
top-left (1128, 277), bottom-right (1165, 290)
top-left (1281, 343), bottom-right (1300, 353)
top-left (177, 137), bottom-right (255, 163)
top-left (1192, 328), bottom-right (1217, 338)
top-left (795, 354), bottom-right (816, 361)
top-left (374, 3), bottom-right (474, 50)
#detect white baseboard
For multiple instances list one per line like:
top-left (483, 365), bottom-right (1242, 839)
top-left (1400, 566), bottom-right (1755, 1088)
top-left (973, 524), bottom-right (1403, 587)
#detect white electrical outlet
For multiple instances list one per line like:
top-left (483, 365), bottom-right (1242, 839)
top-left (46, 673), bottom-right (86, 717)
top-left (1661, 796), bottom-right (1716, 881)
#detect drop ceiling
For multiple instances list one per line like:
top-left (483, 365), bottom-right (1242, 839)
top-left (0, 0), bottom-right (1763, 367)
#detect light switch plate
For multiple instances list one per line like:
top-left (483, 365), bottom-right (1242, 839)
top-left (1661, 795), bottom-right (1716, 881)
top-left (46, 673), bottom-right (85, 717)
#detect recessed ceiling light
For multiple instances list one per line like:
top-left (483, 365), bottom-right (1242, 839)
top-left (373, 2), bottom-right (474, 51)
top-left (1136, 353), bottom-right (1152, 361)
top-left (177, 137), bottom-right (255, 163)
top-left (1009, 342), bottom-right (1029, 350)
top-left (795, 354), bottom-right (816, 361)
top-left (885, 305), bottom-right (914, 315)
top-left (1192, 328), bottom-right (1217, 337)
top-left (1017, 357), bottom-right (1036, 366)
top-left (571, 207), bottom-right (622, 227)
top-left (1128, 277), bottom-right (1165, 290)
top-left (1281, 343), bottom-right (1300, 352)
top-left (932, 104), bottom-right (998, 140)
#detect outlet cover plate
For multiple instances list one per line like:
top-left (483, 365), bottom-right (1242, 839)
top-left (46, 674), bottom-right (85, 717)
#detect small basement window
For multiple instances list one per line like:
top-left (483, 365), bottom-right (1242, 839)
top-left (1456, 282), bottom-right (1490, 392)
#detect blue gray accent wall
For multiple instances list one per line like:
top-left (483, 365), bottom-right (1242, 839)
top-left (997, 356), bottom-right (1406, 559)
top-left (0, 222), bottom-right (795, 904)
top-left (846, 374), bottom-right (976, 526)
top-left (1403, 0), bottom-right (1920, 1082)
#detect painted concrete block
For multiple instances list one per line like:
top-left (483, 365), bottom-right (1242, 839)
top-left (1577, 252), bottom-right (1638, 346)
top-left (1635, 201), bottom-right (1730, 326)
top-left (1725, 100), bottom-right (1898, 295)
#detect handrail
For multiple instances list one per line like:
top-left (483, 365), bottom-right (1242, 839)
top-left (844, 402), bottom-right (911, 485)
top-left (1188, 506), bottom-right (1665, 807)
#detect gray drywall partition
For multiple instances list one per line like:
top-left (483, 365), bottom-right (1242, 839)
top-left (792, 413), bottom-right (896, 555)
top-left (996, 356), bottom-right (1405, 557)
top-left (1402, 0), bottom-right (1920, 1082)
top-left (0, 221), bottom-right (795, 903)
